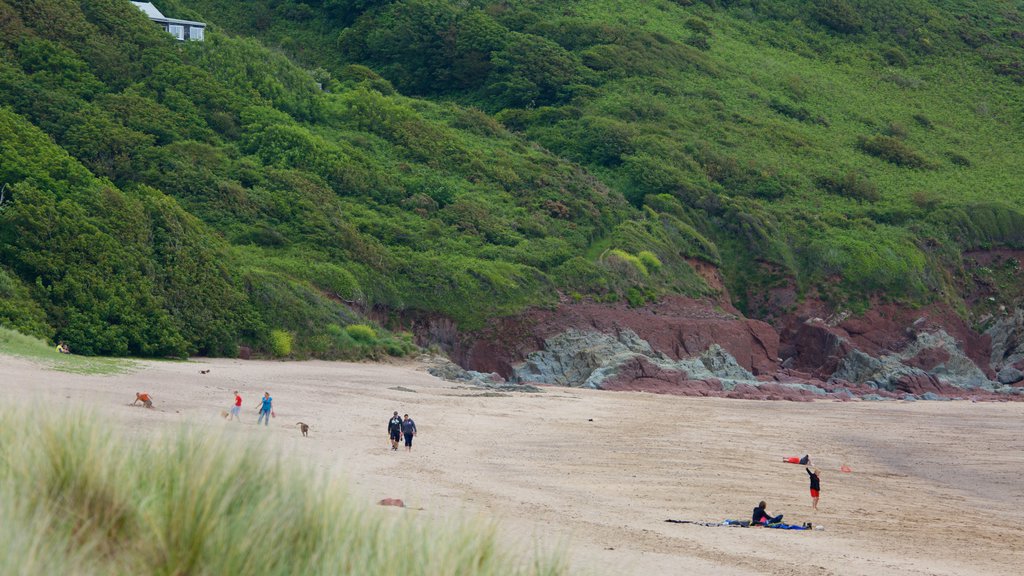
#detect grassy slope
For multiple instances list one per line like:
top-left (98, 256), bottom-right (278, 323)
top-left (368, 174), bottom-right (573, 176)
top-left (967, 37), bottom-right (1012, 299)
top-left (2, 0), bottom-right (1024, 359)
top-left (0, 327), bottom-right (135, 375)
top-left (184, 0), bottom-right (1024, 313)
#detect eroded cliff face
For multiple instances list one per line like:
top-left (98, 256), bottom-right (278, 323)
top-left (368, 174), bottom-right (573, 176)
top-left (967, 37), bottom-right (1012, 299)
top-left (403, 252), bottom-right (1024, 401)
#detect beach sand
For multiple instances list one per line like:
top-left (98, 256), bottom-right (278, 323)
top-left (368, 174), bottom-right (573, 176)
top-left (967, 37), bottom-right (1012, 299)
top-left (2, 354), bottom-right (1022, 576)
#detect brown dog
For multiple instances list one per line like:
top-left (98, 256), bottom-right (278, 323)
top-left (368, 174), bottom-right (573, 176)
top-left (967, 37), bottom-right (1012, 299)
top-left (296, 422), bottom-right (309, 437)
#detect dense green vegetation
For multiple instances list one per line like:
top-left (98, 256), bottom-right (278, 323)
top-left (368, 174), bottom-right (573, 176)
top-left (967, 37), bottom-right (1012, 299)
top-left (0, 408), bottom-right (565, 575)
top-left (2, 0), bottom-right (1024, 357)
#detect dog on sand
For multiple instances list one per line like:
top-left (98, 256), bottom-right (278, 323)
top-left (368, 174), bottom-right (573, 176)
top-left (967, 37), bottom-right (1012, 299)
top-left (296, 422), bottom-right (310, 437)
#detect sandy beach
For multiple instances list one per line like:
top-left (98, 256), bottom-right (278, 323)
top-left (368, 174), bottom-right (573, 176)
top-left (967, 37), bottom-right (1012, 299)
top-left (2, 354), bottom-right (1022, 576)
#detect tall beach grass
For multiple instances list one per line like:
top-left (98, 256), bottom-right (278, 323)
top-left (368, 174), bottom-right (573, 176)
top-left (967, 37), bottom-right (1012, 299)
top-left (0, 409), bottom-right (567, 575)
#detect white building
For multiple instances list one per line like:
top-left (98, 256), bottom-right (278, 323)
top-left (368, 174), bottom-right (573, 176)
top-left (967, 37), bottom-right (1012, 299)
top-left (131, 2), bottom-right (205, 41)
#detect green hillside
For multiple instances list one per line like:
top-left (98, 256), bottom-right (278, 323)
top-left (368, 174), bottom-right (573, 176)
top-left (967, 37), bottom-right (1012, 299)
top-left (2, 0), bottom-right (1023, 357)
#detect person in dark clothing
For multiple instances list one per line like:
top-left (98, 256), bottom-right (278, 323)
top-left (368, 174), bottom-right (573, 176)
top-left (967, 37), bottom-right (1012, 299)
top-left (387, 411), bottom-right (403, 451)
top-left (401, 414), bottom-right (417, 451)
top-left (753, 501), bottom-right (783, 525)
top-left (807, 467), bottom-right (821, 510)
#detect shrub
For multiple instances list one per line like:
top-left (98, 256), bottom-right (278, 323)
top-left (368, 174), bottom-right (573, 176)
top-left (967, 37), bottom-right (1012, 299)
top-left (637, 251), bottom-right (663, 273)
top-left (269, 329), bottom-right (293, 357)
top-left (947, 152), bottom-right (972, 167)
top-left (685, 35), bottom-right (711, 51)
top-left (816, 171), bottom-right (881, 202)
top-left (857, 135), bottom-right (932, 168)
top-left (816, 0), bottom-right (864, 34)
top-left (345, 324), bottom-right (378, 344)
top-left (626, 286), bottom-right (645, 307)
top-left (882, 47), bottom-right (909, 67)
top-left (910, 190), bottom-right (941, 211)
top-left (684, 18), bottom-right (711, 35)
top-left (605, 249), bottom-right (649, 277)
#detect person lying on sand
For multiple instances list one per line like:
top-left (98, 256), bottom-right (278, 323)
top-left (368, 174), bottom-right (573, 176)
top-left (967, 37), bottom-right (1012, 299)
top-left (133, 392), bottom-right (153, 409)
top-left (753, 501), bottom-right (783, 525)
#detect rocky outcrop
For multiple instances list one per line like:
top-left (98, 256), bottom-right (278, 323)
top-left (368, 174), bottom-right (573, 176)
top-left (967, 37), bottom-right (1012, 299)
top-left (986, 308), bottom-right (1024, 383)
top-left (404, 278), bottom-right (1024, 401)
top-left (447, 296), bottom-right (780, 378)
top-left (511, 329), bottom-right (755, 389)
top-left (424, 355), bottom-right (541, 392)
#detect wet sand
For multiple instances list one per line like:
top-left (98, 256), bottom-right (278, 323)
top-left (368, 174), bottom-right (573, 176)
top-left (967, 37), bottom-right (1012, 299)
top-left (2, 354), bottom-right (1022, 575)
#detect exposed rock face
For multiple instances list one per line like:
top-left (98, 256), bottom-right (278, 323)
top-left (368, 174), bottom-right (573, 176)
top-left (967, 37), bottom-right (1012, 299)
top-left (402, 277), bottom-right (1024, 401)
top-left (452, 296), bottom-right (779, 378)
top-left (829, 329), bottom-right (991, 391)
top-left (511, 329), bottom-right (756, 388)
top-left (987, 308), bottom-right (1024, 375)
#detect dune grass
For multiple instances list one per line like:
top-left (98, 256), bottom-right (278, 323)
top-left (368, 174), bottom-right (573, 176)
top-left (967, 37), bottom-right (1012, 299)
top-left (0, 327), bottom-right (135, 375)
top-left (0, 409), bottom-right (567, 576)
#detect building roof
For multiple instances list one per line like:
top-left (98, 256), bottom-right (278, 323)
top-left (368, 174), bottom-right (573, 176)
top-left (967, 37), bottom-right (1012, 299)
top-left (131, 2), bottom-right (164, 19)
top-left (131, 1), bottom-right (206, 27)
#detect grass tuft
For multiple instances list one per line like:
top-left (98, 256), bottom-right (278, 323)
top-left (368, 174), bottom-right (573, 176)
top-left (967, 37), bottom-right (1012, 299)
top-left (0, 408), bottom-right (567, 575)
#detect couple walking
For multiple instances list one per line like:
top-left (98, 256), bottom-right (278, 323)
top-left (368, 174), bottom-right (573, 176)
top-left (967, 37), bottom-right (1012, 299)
top-left (388, 411), bottom-right (417, 451)
top-left (225, 391), bottom-right (274, 425)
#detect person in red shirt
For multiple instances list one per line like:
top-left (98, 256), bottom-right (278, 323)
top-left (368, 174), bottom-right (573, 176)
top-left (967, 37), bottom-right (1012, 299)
top-left (229, 391), bottom-right (242, 421)
top-left (133, 392), bottom-right (153, 409)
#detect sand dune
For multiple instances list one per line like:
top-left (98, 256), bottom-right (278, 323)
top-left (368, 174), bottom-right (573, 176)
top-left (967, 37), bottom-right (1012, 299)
top-left (2, 354), bottom-right (1021, 575)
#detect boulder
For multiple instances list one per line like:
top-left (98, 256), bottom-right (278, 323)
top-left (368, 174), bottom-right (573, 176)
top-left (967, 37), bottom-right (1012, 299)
top-left (996, 365), bottom-right (1024, 385)
top-left (785, 319), bottom-right (855, 378)
top-left (893, 373), bottom-right (960, 396)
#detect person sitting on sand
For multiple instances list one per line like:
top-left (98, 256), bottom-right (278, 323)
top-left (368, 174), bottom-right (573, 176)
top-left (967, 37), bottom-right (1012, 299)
top-left (56, 341), bottom-right (70, 354)
top-left (807, 467), bottom-right (821, 510)
top-left (753, 501), bottom-right (783, 525)
top-left (133, 392), bottom-right (153, 409)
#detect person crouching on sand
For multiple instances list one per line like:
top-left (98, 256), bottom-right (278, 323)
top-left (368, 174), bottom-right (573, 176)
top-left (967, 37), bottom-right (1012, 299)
top-left (133, 392), bottom-right (153, 409)
top-left (753, 501), bottom-right (783, 525)
top-left (807, 467), bottom-right (821, 510)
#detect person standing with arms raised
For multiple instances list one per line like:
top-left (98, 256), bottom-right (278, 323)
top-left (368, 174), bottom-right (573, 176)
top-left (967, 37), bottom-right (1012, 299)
top-left (807, 467), bottom-right (821, 510)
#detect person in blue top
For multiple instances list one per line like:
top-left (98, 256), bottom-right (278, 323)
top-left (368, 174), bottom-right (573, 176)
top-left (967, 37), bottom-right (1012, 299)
top-left (257, 392), bottom-right (273, 426)
top-left (401, 414), bottom-right (417, 451)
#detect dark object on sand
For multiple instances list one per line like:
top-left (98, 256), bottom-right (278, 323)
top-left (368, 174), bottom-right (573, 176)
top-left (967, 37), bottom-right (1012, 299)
top-left (296, 422), bottom-right (309, 437)
top-left (378, 498), bottom-right (405, 507)
top-left (199, 369), bottom-right (210, 374)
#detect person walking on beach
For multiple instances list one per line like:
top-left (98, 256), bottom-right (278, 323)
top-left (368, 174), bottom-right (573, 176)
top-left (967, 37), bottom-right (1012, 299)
top-left (807, 467), bottom-right (821, 510)
top-left (257, 392), bottom-right (273, 426)
top-left (401, 414), bottom-right (417, 451)
top-left (753, 500), bottom-right (783, 525)
top-left (228, 391), bottom-right (242, 421)
top-left (388, 411), bottom-right (403, 451)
